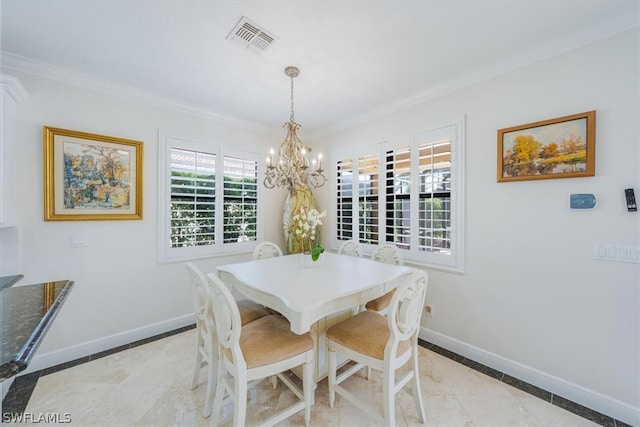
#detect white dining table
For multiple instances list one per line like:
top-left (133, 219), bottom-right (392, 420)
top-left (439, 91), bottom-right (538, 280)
top-left (215, 252), bottom-right (416, 334)
top-left (215, 252), bottom-right (417, 382)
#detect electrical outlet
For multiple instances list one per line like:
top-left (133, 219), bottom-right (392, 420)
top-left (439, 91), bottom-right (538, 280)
top-left (424, 305), bottom-right (433, 317)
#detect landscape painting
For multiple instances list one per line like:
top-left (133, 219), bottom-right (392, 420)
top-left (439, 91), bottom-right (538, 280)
top-left (44, 127), bottom-right (143, 220)
top-left (497, 111), bottom-right (595, 182)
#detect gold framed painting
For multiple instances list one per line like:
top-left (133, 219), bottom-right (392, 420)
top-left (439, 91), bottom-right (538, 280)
top-left (43, 126), bottom-right (143, 221)
top-left (497, 111), bottom-right (595, 182)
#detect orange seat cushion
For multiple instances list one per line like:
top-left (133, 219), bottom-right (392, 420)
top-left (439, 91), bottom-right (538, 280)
top-left (235, 315), bottom-right (313, 369)
top-left (365, 289), bottom-right (395, 312)
top-left (326, 310), bottom-right (410, 360)
top-left (237, 300), bottom-right (270, 326)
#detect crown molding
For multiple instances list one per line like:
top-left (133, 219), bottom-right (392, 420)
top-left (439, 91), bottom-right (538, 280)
top-left (0, 73), bottom-right (29, 102)
top-left (1, 15), bottom-right (637, 142)
top-left (0, 52), bottom-right (280, 136)
top-left (314, 20), bottom-right (639, 140)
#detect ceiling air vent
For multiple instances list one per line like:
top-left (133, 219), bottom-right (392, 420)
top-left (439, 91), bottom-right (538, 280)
top-left (227, 16), bottom-right (277, 54)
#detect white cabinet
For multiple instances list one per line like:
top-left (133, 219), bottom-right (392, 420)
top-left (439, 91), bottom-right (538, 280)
top-left (0, 75), bottom-right (28, 227)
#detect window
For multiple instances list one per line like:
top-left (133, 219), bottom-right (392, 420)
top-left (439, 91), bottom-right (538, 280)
top-left (158, 135), bottom-right (261, 262)
top-left (336, 153), bottom-right (380, 249)
top-left (385, 136), bottom-right (453, 260)
top-left (222, 156), bottom-right (258, 243)
top-left (334, 121), bottom-right (464, 270)
top-left (336, 158), bottom-right (354, 241)
top-left (170, 148), bottom-right (216, 248)
top-left (359, 154), bottom-right (380, 244)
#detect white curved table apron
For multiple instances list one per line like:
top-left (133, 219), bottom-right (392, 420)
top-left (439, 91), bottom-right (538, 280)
top-left (215, 252), bottom-right (417, 382)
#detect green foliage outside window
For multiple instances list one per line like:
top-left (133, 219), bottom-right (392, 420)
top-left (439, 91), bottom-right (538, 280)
top-left (170, 171), bottom-right (257, 248)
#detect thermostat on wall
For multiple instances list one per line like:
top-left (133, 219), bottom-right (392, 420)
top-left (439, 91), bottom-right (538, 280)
top-left (569, 193), bottom-right (597, 209)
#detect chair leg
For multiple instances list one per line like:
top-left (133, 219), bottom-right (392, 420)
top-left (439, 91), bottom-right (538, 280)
top-left (191, 335), bottom-right (202, 389)
top-left (234, 371), bottom-right (247, 427)
top-left (303, 352), bottom-right (314, 427)
top-left (203, 356), bottom-right (216, 418)
top-left (382, 364), bottom-right (395, 425)
top-left (211, 373), bottom-right (224, 425)
top-left (328, 347), bottom-right (337, 408)
top-left (411, 348), bottom-right (426, 423)
top-left (211, 349), bottom-right (228, 425)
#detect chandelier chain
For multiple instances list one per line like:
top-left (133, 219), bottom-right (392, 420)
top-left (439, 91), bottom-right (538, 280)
top-left (290, 73), bottom-right (295, 123)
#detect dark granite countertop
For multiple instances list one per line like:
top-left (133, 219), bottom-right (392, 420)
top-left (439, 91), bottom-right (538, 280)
top-left (0, 275), bottom-right (24, 290)
top-left (0, 279), bottom-right (74, 380)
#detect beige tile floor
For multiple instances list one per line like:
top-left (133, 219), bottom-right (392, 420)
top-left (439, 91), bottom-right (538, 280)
top-left (23, 329), bottom-right (598, 426)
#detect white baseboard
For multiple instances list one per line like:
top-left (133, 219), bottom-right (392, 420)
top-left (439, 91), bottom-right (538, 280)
top-left (21, 314), bottom-right (195, 375)
top-left (419, 327), bottom-right (640, 426)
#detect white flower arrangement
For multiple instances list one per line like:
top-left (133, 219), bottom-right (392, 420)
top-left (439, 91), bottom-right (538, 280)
top-left (291, 206), bottom-right (327, 254)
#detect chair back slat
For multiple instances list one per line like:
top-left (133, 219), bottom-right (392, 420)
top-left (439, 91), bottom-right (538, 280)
top-left (252, 241), bottom-right (283, 260)
top-left (185, 262), bottom-right (216, 347)
top-left (208, 274), bottom-right (243, 358)
top-left (338, 240), bottom-right (363, 257)
top-left (186, 262), bottom-right (209, 320)
top-left (388, 270), bottom-right (428, 342)
top-left (371, 243), bottom-right (404, 265)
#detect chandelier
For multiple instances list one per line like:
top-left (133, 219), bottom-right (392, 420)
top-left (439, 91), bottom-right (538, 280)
top-left (264, 66), bottom-right (326, 192)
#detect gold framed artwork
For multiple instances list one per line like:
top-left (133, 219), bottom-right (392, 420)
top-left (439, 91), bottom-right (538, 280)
top-left (43, 126), bottom-right (143, 221)
top-left (497, 111), bottom-right (595, 182)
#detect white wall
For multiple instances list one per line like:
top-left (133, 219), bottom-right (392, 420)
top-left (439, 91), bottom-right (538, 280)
top-left (316, 28), bottom-right (639, 422)
top-left (1, 69), bottom-right (290, 369)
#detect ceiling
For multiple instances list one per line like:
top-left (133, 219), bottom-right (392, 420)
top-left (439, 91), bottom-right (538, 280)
top-left (1, 1), bottom-right (638, 137)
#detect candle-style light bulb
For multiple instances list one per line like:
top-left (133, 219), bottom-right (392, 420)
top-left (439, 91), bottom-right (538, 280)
top-left (268, 148), bottom-right (275, 167)
top-left (317, 153), bottom-right (323, 170)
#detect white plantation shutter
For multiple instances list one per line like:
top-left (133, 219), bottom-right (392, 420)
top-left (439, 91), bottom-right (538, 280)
top-left (417, 138), bottom-right (452, 253)
top-left (384, 146), bottom-right (411, 248)
top-left (332, 121), bottom-right (464, 270)
top-left (222, 156), bottom-right (258, 243)
top-left (170, 148), bottom-right (216, 247)
top-left (357, 154), bottom-right (379, 244)
top-left (336, 154), bottom-right (381, 247)
top-left (159, 135), bottom-right (262, 262)
top-left (336, 158), bottom-right (354, 241)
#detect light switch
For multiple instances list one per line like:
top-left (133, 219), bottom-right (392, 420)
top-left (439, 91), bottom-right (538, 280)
top-left (594, 244), bottom-right (640, 263)
top-left (69, 234), bottom-right (88, 248)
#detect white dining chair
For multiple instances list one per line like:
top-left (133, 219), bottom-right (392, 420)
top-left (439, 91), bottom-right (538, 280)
top-left (252, 241), bottom-right (283, 260)
top-left (326, 270), bottom-right (428, 426)
top-left (371, 243), bottom-right (404, 265)
top-left (208, 273), bottom-right (315, 427)
top-left (185, 262), bottom-right (270, 417)
top-left (337, 239), bottom-right (363, 257)
top-left (365, 243), bottom-right (404, 315)
top-left (251, 240), bottom-right (287, 388)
